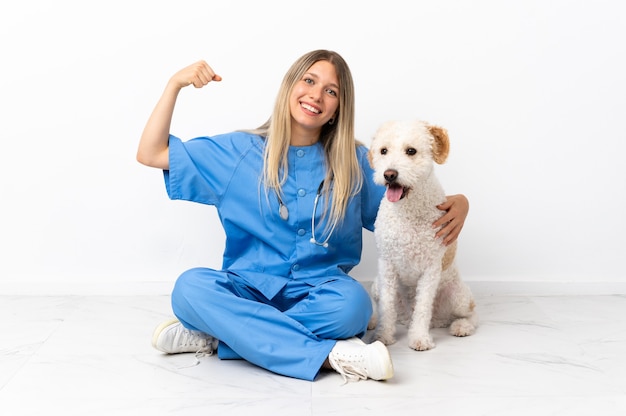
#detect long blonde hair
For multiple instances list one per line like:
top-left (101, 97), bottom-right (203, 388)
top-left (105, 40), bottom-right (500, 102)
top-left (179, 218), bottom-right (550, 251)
top-left (246, 49), bottom-right (363, 232)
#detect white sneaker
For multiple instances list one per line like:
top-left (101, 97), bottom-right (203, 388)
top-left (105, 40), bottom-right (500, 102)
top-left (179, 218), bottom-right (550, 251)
top-left (328, 339), bottom-right (394, 382)
top-left (151, 318), bottom-right (217, 355)
top-left (346, 336), bottom-right (366, 345)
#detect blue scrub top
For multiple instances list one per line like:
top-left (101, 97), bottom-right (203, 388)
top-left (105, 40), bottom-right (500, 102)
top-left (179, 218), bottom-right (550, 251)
top-left (164, 132), bottom-right (385, 299)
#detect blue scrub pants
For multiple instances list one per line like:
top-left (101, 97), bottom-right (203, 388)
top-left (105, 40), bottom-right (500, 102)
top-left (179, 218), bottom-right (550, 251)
top-left (170, 267), bottom-right (373, 381)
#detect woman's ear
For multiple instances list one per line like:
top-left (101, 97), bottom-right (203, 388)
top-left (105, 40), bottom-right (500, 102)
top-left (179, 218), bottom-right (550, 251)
top-left (429, 125), bottom-right (450, 164)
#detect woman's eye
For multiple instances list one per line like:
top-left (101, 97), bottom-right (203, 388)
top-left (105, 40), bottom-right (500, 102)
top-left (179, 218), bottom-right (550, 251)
top-left (406, 148), bottom-right (417, 156)
top-left (304, 78), bottom-right (314, 84)
top-left (325, 88), bottom-right (337, 97)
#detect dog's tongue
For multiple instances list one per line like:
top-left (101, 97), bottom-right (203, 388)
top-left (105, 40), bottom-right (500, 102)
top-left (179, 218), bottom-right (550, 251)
top-left (386, 185), bottom-right (403, 202)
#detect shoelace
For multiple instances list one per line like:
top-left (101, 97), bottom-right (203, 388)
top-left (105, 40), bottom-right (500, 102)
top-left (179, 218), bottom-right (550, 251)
top-left (176, 331), bottom-right (218, 369)
top-left (327, 337), bottom-right (372, 384)
top-left (175, 327), bottom-right (205, 348)
top-left (328, 354), bottom-right (368, 384)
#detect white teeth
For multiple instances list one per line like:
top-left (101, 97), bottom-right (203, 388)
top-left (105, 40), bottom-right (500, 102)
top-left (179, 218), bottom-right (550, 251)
top-left (301, 103), bottom-right (320, 114)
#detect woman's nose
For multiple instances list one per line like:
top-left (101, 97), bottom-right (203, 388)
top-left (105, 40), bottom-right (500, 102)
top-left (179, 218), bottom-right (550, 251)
top-left (308, 86), bottom-right (323, 101)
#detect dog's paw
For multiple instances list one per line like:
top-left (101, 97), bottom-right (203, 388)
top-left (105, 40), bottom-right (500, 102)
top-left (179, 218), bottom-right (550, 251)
top-left (409, 336), bottom-right (435, 351)
top-left (367, 315), bottom-right (378, 330)
top-left (449, 318), bottom-right (476, 337)
top-left (373, 331), bottom-right (396, 346)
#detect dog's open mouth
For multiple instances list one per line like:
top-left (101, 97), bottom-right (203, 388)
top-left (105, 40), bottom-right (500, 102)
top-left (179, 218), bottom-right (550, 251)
top-left (386, 183), bottom-right (409, 202)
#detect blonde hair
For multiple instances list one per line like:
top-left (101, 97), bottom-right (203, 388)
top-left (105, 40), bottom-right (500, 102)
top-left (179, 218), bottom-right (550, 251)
top-left (246, 49), bottom-right (363, 232)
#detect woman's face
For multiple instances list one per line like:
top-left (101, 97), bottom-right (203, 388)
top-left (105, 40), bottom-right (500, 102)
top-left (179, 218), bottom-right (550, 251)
top-left (289, 60), bottom-right (340, 138)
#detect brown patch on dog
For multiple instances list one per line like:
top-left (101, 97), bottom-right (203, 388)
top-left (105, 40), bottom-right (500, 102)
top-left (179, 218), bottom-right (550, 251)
top-left (442, 240), bottom-right (457, 271)
top-left (429, 125), bottom-right (450, 165)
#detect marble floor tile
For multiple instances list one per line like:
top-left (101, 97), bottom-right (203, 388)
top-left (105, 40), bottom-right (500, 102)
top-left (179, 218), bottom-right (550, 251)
top-left (1, 283), bottom-right (625, 415)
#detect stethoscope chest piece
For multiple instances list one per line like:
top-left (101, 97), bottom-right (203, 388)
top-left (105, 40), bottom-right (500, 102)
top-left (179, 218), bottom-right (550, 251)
top-left (279, 203), bottom-right (289, 221)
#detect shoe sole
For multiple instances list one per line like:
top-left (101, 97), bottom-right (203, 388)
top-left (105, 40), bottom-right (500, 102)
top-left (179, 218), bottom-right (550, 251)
top-left (151, 317), bottom-right (181, 351)
top-left (370, 341), bottom-right (394, 380)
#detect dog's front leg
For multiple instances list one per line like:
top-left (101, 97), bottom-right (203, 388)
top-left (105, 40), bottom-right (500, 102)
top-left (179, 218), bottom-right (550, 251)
top-left (407, 265), bottom-right (442, 351)
top-left (373, 260), bottom-right (399, 345)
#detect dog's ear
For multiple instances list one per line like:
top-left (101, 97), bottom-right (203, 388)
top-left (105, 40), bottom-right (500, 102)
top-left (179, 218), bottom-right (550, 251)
top-left (367, 147), bottom-right (375, 169)
top-left (429, 125), bottom-right (450, 164)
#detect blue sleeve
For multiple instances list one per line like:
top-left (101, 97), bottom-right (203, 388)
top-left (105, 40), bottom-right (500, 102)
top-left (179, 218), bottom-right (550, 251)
top-left (357, 145), bottom-right (385, 231)
top-left (163, 132), bottom-right (260, 206)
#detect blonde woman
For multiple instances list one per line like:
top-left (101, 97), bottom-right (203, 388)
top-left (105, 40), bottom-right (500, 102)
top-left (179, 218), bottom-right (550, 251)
top-left (137, 49), bottom-right (469, 382)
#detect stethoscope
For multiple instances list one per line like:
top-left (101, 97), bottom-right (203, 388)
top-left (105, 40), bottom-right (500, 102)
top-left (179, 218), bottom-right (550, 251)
top-left (277, 179), bottom-right (336, 248)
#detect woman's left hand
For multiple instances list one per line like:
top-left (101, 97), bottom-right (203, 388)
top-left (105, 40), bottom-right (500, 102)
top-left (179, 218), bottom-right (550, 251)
top-left (433, 194), bottom-right (469, 246)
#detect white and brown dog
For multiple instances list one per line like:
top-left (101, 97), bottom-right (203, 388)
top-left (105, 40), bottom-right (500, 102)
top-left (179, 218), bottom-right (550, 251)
top-left (367, 120), bottom-right (477, 351)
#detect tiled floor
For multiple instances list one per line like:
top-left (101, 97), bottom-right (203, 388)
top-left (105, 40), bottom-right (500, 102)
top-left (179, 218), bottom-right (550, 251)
top-left (1, 282), bottom-right (626, 415)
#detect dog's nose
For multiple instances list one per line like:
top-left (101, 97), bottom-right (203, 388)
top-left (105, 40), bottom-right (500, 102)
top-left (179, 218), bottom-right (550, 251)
top-left (384, 169), bottom-right (398, 183)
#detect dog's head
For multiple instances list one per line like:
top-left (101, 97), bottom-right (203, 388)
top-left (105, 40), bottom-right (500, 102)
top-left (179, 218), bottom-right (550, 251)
top-left (368, 120), bottom-right (449, 202)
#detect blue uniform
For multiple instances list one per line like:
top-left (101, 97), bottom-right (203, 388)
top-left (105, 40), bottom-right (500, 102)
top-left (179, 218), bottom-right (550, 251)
top-left (164, 132), bottom-right (385, 380)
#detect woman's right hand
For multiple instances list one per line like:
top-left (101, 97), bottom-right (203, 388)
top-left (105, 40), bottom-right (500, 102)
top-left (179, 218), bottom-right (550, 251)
top-left (169, 60), bottom-right (222, 90)
top-left (137, 60), bottom-right (222, 169)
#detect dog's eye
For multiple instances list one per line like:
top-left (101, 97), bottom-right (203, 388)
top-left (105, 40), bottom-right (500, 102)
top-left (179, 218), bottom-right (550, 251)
top-left (406, 148), bottom-right (417, 156)
top-left (380, 148), bottom-right (388, 155)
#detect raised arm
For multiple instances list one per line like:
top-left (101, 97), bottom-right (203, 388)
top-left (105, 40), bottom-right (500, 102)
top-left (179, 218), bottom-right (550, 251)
top-left (136, 61), bottom-right (222, 169)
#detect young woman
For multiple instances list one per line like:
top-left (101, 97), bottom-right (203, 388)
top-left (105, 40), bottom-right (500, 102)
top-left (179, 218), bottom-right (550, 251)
top-left (137, 49), bottom-right (469, 382)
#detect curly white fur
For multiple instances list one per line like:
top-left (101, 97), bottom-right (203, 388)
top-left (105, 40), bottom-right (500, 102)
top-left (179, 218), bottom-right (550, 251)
top-left (367, 120), bottom-right (477, 351)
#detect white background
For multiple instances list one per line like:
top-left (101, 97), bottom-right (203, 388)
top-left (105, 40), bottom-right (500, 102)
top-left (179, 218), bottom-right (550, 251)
top-left (1, 0), bottom-right (624, 294)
